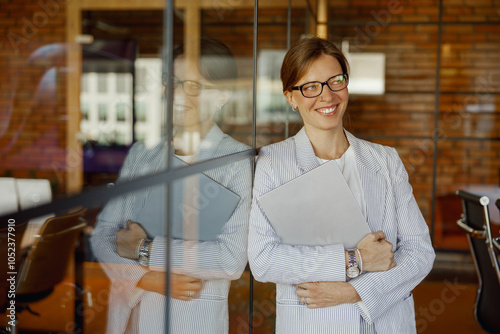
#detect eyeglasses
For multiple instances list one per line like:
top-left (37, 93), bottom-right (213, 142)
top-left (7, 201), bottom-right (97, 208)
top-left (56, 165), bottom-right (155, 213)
top-left (162, 74), bottom-right (211, 97)
top-left (292, 74), bottom-right (348, 98)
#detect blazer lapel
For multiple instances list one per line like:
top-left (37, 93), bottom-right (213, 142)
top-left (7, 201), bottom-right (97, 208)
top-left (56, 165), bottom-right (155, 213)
top-left (196, 125), bottom-right (226, 162)
top-left (346, 131), bottom-right (387, 233)
top-left (294, 127), bottom-right (320, 173)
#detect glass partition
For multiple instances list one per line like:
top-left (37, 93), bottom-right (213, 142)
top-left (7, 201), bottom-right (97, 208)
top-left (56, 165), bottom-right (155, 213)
top-left (1, 0), bottom-right (500, 333)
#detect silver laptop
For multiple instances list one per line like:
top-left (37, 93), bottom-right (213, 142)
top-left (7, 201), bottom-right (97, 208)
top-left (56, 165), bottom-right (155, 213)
top-left (133, 158), bottom-right (240, 241)
top-left (257, 160), bottom-right (371, 249)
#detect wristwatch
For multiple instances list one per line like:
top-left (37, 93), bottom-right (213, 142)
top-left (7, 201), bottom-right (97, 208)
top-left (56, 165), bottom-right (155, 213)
top-left (138, 239), bottom-right (152, 266)
top-left (346, 250), bottom-right (360, 279)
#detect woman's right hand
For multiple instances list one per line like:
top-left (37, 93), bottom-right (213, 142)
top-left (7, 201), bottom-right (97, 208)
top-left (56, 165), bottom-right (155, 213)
top-left (356, 230), bottom-right (396, 272)
top-left (137, 271), bottom-right (203, 301)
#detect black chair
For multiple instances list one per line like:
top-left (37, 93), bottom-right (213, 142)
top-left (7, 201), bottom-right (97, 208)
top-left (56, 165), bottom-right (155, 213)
top-left (2, 208), bottom-right (87, 334)
top-left (456, 190), bottom-right (500, 334)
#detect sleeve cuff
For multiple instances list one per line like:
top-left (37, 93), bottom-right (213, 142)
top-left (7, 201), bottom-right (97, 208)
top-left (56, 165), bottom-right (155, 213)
top-left (356, 301), bottom-right (372, 323)
top-left (128, 287), bottom-right (146, 308)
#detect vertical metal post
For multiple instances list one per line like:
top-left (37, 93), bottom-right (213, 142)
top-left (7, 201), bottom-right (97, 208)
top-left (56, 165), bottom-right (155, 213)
top-left (163, 0), bottom-right (174, 332)
top-left (430, 0), bottom-right (443, 246)
top-left (249, 0), bottom-right (259, 333)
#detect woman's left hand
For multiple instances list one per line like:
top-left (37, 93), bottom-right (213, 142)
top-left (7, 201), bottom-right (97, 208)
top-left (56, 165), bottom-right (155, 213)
top-left (296, 281), bottom-right (361, 309)
top-left (116, 220), bottom-right (147, 259)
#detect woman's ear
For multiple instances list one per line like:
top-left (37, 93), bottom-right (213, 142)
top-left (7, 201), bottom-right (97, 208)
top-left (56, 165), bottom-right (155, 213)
top-left (216, 90), bottom-right (232, 110)
top-left (284, 90), bottom-right (297, 110)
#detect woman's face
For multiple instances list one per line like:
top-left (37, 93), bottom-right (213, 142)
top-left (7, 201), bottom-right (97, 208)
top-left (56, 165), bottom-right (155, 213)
top-left (170, 57), bottom-right (225, 128)
top-left (284, 54), bottom-right (348, 135)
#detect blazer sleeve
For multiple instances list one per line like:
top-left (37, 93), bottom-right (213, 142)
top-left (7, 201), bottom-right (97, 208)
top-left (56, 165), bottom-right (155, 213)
top-left (248, 146), bottom-right (348, 284)
top-left (148, 157), bottom-right (252, 281)
top-left (349, 148), bottom-right (435, 323)
top-left (90, 143), bottom-right (149, 308)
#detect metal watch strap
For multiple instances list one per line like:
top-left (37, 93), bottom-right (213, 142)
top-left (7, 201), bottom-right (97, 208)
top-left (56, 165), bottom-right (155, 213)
top-left (138, 238), bottom-right (152, 266)
top-left (346, 250), bottom-right (360, 278)
top-left (348, 250), bottom-right (357, 267)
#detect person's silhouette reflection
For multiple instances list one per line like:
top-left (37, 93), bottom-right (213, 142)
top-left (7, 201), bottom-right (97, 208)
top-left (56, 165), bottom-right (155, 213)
top-left (91, 38), bottom-right (252, 334)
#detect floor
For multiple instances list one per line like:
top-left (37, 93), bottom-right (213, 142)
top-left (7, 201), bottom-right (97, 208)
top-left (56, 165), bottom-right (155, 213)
top-left (412, 251), bottom-right (489, 334)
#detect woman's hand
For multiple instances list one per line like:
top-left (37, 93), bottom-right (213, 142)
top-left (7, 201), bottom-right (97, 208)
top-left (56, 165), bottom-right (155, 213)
top-left (356, 230), bottom-right (396, 272)
top-left (116, 220), bottom-right (147, 259)
top-left (296, 281), bottom-right (361, 309)
top-left (137, 271), bottom-right (203, 301)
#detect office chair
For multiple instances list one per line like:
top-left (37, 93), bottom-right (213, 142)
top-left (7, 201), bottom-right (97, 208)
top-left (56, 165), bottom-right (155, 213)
top-left (2, 208), bottom-right (87, 334)
top-left (456, 190), bottom-right (500, 334)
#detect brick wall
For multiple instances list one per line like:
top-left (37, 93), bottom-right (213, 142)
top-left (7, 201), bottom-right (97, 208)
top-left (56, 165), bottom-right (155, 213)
top-left (0, 0), bottom-right (68, 194)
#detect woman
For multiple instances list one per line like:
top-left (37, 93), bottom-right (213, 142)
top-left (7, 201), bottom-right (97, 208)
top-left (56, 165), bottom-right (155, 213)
top-left (248, 37), bottom-right (435, 333)
top-left (91, 38), bottom-right (252, 333)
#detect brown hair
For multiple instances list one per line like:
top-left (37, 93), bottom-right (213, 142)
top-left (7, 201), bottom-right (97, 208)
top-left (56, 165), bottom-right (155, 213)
top-left (173, 38), bottom-right (237, 82)
top-left (280, 37), bottom-right (349, 92)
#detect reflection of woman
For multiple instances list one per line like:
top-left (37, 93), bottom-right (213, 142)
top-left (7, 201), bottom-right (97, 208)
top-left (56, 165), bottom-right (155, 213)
top-left (91, 39), bottom-right (252, 334)
top-left (248, 37), bottom-right (435, 333)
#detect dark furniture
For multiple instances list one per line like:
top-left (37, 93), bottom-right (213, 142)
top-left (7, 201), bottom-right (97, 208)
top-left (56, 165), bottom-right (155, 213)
top-left (2, 208), bottom-right (87, 334)
top-left (456, 190), bottom-right (500, 334)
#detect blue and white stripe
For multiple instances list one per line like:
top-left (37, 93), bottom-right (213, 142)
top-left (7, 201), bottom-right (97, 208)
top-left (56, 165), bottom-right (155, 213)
top-left (91, 125), bottom-right (253, 334)
top-left (248, 127), bottom-right (435, 334)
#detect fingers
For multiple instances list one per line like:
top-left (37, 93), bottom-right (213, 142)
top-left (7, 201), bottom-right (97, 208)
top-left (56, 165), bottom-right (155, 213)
top-left (129, 221), bottom-right (146, 234)
top-left (126, 220), bottom-right (133, 229)
top-left (296, 283), bottom-right (311, 290)
top-left (358, 231), bottom-right (386, 248)
top-left (175, 273), bottom-right (202, 284)
top-left (171, 274), bottom-right (202, 301)
top-left (183, 280), bottom-right (203, 300)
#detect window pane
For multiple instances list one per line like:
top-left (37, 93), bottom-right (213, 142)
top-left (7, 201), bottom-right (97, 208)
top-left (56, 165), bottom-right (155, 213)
top-left (116, 103), bottom-right (127, 122)
top-left (98, 103), bottom-right (107, 121)
top-left (97, 73), bottom-right (107, 93)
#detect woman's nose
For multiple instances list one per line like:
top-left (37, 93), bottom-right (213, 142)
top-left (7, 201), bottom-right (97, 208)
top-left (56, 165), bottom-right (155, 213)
top-left (319, 85), bottom-right (336, 101)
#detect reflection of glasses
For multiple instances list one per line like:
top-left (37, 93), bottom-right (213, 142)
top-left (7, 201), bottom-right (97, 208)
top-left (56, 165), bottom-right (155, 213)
top-left (162, 74), bottom-right (212, 97)
top-left (292, 74), bottom-right (348, 98)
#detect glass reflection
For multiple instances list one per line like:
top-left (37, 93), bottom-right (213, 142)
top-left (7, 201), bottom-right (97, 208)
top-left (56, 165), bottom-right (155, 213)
top-left (90, 38), bottom-right (252, 333)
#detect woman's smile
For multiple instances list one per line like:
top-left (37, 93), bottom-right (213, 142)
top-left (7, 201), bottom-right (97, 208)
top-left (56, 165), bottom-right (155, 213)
top-left (316, 104), bottom-right (338, 116)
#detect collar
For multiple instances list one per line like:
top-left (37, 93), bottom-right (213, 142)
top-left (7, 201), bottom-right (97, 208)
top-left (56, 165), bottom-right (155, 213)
top-left (157, 124), bottom-right (226, 167)
top-left (294, 127), bottom-right (320, 173)
top-left (196, 124), bottom-right (226, 162)
top-left (294, 127), bottom-right (380, 173)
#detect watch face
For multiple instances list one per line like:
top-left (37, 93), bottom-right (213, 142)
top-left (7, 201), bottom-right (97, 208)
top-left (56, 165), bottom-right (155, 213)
top-left (346, 266), bottom-right (360, 278)
top-left (138, 255), bottom-right (148, 266)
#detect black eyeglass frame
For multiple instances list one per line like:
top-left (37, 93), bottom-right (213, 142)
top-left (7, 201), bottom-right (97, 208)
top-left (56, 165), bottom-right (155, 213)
top-left (291, 74), bottom-right (349, 98)
top-left (162, 74), bottom-right (213, 97)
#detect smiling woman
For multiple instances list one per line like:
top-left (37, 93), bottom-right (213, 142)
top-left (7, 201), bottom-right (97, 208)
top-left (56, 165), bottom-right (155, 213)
top-left (248, 37), bottom-right (435, 334)
top-left (90, 38), bottom-right (253, 334)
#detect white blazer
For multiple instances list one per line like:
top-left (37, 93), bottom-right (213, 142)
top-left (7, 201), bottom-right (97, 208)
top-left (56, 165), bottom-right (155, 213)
top-left (91, 125), bottom-right (253, 334)
top-left (248, 128), bottom-right (435, 334)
